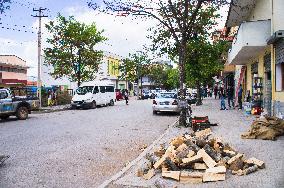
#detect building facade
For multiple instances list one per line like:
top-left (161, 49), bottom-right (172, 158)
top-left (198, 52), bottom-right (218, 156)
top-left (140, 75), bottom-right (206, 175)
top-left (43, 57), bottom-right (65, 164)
top-left (226, 0), bottom-right (284, 116)
top-left (0, 55), bottom-right (28, 87)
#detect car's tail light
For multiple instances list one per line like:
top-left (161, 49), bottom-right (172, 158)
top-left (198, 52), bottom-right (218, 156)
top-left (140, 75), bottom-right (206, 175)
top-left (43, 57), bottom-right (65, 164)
top-left (153, 100), bottom-right (157, 105)
top-left (172, 100), bottom-right (178, 105)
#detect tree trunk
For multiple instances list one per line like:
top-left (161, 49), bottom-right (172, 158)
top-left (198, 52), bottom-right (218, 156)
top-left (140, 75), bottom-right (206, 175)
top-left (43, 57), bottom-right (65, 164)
top-left (196, 81), bottom-right (202, 106)
top-left (77, 50), bottom-right (81, 87)
top-left (178, 42), bottom-right (187, 127)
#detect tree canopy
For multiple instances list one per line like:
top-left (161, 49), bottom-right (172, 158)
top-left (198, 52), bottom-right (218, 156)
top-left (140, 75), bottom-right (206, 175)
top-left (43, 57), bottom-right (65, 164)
top-left (44, 14), bottom-right (107, 86)
top-left (0, 0), bottom-right (10, 14)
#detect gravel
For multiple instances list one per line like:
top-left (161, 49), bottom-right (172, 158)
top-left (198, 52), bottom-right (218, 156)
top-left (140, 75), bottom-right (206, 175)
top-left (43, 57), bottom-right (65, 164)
top-left (0, 99), bottom-right (178, 188)
top-left (110, 98), bottom-right (284, 188)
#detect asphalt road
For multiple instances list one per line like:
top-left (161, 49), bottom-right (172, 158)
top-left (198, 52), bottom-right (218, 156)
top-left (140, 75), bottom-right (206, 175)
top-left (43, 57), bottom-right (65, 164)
top-left (0, 99), bottom-right (178, 188)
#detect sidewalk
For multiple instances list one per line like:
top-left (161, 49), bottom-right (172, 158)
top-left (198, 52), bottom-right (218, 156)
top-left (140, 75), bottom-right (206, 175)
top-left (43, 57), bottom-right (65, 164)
top-left (32, 104), bottom-right (71, 114)
top-left (106, 98), bottom-right (284, 188)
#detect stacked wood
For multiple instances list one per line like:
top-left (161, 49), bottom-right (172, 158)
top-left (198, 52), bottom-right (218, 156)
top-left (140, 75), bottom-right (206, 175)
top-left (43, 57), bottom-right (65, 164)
top-left (137, 128), bottom-right (265, 183)
top-left (242, 116), bottom-right (284, 140)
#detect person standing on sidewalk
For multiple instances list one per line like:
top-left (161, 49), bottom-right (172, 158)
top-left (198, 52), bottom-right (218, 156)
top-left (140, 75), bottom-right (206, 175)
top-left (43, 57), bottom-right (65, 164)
top-left (227, 86), bottom-right (234, 108)
top-left (238, 84), bottom-right (243, 110)
top-left (124, 89), bottom-right (129, 105)
top-left (214, 85), bottom-right (218, 99)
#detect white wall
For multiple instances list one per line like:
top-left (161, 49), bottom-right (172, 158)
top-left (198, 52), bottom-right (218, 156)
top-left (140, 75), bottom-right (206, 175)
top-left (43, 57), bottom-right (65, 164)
top-left (273, 0), bottom-right (284, 32)
top-left (248, 0), bottom-right (272, 21)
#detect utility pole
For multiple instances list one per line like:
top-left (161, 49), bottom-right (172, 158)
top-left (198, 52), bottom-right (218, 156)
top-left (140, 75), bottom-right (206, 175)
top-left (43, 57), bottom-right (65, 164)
top-left (32, 7), bottom-right (48, 108)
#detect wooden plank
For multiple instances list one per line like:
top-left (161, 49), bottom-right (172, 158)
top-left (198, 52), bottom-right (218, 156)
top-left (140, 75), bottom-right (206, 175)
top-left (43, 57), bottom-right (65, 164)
top-left (143, 169), bottom-right (155, 180)
top-left (162, 171), bottom-right (180, 181)
top-left (182, 154), bottom-right (202, 164)
top-left (197, 149), bottom-right (217, 168)
top-left (205, 166), bottom-right (226, 174)
top-left (195, 128), bottom-right (211, 138)
top-left (193, 163), bottom-right (208, 170)
top-left (245, 157), bottom-right (265, 169)
top-left (227, 153), bottom-right (243, 165)
top-left (203, 172), bottom-right (226, 182)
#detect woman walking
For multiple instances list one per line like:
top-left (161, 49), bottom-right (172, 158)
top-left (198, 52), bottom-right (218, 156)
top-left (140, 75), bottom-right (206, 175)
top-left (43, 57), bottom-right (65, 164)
top-left (124, 89), bottom-right (129, 105)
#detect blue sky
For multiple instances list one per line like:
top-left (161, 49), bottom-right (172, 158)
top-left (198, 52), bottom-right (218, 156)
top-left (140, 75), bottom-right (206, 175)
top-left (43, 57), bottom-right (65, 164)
top-left (0, 0), bottom-right (228, 77)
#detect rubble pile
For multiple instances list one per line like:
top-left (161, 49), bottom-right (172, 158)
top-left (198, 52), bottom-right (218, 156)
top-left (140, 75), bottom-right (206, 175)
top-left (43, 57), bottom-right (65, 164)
top-left (137, 128), bottom-right (265, 184)
top-left (242, 116), bottom-right (284, 140)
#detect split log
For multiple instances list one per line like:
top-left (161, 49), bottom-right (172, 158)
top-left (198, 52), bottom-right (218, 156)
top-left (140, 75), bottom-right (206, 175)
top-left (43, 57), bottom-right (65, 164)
top-left (164, 157), bottom-right (179, 171)
top-left (244, 157), bottom-right (265, 169)
top-left (186, 150), bottom-right (195, 158)
top-left (203, 144), bottom-right (222, 162)
top-left (171, 136), bottom-right (185, 148)
top-left (243, 165), bottom-right (258, 175)
top-left (197, 149), bottom-right (217, 168)
top-left (205, 166), bottom-right (226, 174)
top-left (229, 158), bottom-right (244, 171)
top-left (180, 171), bottom-right (203, 184)
top-left (203, 172), bottom-right (225, 182)
top-left (143, 169), bottom-right (155, 180)
top-left (195, 128), bottom-right (212, 138)
top-left (184, 140), bottom-right (200, 153)
top-left (227, 153), bottom-right (244, 165)
top-left (182, 154), bottom-right (203, 165)
top-left (162, 171), bottom-right (180, 181)
top-left (193, 163), bottom-right (208, 170)
top-left (223, 150), bottom-right (236, 158)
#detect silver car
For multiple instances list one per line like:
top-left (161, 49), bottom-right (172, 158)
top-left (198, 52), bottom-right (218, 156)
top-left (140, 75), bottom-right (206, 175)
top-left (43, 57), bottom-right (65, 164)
top-left (152, 92), bottom-right (181, 114)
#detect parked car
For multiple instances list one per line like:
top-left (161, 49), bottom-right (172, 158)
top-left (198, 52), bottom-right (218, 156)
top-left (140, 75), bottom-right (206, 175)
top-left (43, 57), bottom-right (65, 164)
top-left (71, 80), bottom-right (115, 109)
top-left (152, 92), bottom-right (180, 114)
top-left (142, 91), bottom-right (150, 99)
top-left (115, 89), bottom-right (123, 101)
top-left (0, 88), bottom-right (39, 120)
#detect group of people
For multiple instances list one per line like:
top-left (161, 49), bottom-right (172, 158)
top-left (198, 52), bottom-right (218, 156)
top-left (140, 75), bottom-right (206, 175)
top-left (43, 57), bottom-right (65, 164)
top-left (47, 89), bottom-right (57, 106)
top-left (215, 84), bottom-right (243, 111)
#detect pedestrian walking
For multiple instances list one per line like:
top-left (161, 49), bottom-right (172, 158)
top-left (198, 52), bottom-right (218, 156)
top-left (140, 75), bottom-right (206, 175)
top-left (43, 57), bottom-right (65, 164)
top-left (220, 93), bottom-right (227, 110)
top-left (238, 84), bottom-right (243, 110)
top-left (124, 89), bottom-right (129, 105)
top-left (227, 86), bottom-right (234, 108)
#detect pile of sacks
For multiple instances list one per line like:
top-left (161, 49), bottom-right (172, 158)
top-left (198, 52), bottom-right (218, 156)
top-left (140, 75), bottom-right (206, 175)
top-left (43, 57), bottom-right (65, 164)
top-left (242, 116), bottom-right (284, 140)
top-left (137, 128), bottom-right (265, 184)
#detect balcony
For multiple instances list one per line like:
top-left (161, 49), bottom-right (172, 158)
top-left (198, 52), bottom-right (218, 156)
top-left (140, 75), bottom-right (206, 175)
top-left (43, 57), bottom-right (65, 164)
top-left (228, 20), bottom-right (271, 65)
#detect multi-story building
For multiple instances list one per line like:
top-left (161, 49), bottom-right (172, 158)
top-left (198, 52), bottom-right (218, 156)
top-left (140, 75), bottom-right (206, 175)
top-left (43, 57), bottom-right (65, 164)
top-left (98, 51), bottom-right (129, 90)
top-left (0, 55), bottom-right (28, 87)
top-left (226, 0), bottom-right (284, 116)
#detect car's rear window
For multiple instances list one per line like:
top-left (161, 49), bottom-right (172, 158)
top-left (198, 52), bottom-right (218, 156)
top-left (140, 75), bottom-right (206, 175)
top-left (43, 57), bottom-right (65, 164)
top-left (157, 93), bottom-right (177, 99)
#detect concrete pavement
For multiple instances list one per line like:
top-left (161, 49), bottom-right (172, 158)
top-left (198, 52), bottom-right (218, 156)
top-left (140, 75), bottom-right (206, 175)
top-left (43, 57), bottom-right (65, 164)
top-left (0, 99), bottom-right (178, 188)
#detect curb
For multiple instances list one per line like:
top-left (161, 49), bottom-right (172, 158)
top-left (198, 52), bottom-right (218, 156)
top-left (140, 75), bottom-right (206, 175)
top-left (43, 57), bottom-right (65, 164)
top-left (98, 120), bottom-right (178, 188)
top-left (32, 107), bottom-right (70, 114)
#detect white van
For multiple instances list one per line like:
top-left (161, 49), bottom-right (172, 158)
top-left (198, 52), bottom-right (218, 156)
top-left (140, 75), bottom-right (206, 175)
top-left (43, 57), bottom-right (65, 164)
top-left (71, 80), bottom-right (115, 109)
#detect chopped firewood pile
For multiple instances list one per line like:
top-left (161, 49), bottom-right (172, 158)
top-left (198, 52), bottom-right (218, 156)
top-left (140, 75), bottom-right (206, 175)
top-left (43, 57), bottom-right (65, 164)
top-left (242, 116), bottom-right (284, 140)
top-left (137, 128), bottom-right (265, 183)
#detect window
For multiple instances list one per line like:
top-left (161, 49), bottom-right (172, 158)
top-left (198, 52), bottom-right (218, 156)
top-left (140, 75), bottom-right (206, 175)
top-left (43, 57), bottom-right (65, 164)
top-left (0, 90), bottom-right (8, 99)
top-left (100, 86), bottom-right (106, 93)
top-left (276, 63), bottom-right (284, 91)
top-left (106, 86), bottom-right (114, 92)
